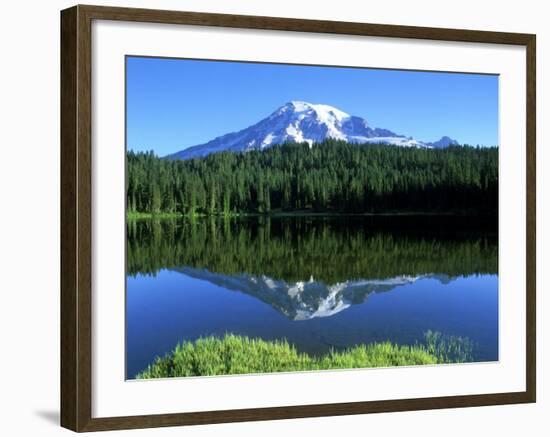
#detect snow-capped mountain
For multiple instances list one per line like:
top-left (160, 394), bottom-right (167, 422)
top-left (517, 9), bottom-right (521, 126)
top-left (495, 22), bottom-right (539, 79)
top-left (427, 136), bottom-right (459, 148)
top-left (173, 267), bottom-right (452, 320)
top-left (166, 101), bottom-right (458, 160)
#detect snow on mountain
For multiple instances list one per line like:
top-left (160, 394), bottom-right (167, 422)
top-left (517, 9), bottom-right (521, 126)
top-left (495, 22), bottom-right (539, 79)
top-left (427, 136), bottom-right (459, 148)
top-left (166, 101), bottom-right (457, 160)
top-left (174, 267), bottom-right (452, 320)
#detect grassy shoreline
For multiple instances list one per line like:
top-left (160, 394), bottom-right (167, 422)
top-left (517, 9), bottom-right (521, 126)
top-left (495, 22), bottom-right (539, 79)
top-left (136, 333), bottom-right (473, 379)
top-left (127, 209), bottom-right (496, 221)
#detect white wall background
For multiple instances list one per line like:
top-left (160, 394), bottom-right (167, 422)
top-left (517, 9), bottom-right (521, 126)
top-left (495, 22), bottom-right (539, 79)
top-left (0, 0), bottom-right (546, 435)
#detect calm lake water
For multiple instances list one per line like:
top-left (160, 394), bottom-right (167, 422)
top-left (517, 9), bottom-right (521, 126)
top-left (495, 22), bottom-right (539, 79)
top-left (126, 216), bottom-right (498, 379)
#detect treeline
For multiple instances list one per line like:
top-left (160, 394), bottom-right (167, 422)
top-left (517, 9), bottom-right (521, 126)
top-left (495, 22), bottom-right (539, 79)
top-left (127, 217), bottom-right (498, 283)
top-left (127, 141), bottom-right (498, 215)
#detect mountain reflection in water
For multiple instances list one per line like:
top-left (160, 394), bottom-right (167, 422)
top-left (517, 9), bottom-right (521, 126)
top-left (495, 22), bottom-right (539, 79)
top-left (174, 267), bottom-right (454, 320)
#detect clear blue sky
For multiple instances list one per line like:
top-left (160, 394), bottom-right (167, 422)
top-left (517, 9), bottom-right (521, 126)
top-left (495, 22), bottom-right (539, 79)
top-left (127, 56), bottom-right (498, 156)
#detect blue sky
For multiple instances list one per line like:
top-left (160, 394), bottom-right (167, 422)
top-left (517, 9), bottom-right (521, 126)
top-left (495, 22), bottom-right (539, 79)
top-left (126, 56), bottom-right (498, 156)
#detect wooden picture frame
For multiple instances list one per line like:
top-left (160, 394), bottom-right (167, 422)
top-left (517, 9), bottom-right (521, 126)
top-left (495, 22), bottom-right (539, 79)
top-left (60, 4), bottom-right (536, 432)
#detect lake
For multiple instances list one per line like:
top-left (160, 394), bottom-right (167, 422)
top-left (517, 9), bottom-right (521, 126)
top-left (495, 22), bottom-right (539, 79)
top-left (126, 215), bottom-right (498, 379)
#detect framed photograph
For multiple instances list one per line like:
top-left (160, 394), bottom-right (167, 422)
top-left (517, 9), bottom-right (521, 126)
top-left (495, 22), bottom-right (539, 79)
top-left (60, 4), bottom-right (536, 432)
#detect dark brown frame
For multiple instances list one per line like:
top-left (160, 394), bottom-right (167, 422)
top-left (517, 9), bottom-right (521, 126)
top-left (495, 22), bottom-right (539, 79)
top-left (61, 4), bottom-right (536, 432)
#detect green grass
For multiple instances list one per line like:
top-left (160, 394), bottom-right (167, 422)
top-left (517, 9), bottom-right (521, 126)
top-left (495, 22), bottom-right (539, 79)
top-left (127, 211), bottom-right (252, 220)
top-left (136, 334), bottom-right (453, 379)
top-left (127, 209), bottom-right (490, 221)
top-left (423, 329), bottom-right (475, 363)
top-left (127, 211), bottom-right (184, 220)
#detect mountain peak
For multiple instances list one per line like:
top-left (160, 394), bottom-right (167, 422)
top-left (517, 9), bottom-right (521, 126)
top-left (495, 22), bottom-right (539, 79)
top-left (428, 136), bottom-right (459, 148)
top-left (166, 102), bottom-right (454, 160)
top-left (279, 101), bottom-right (350, 122)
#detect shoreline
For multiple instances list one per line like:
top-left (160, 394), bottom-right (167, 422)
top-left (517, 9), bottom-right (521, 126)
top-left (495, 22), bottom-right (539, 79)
top-left (127, 209), bottom-right (498, 220)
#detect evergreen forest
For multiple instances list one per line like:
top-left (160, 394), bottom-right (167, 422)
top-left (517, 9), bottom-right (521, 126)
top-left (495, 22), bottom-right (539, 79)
top-left (126, 141), bottom-right (498, 216)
